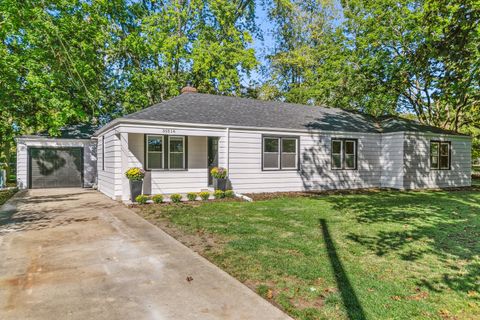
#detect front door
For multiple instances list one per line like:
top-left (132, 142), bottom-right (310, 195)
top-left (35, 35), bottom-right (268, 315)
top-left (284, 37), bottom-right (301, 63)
top-left (207, 137), bottom-right (219, 186)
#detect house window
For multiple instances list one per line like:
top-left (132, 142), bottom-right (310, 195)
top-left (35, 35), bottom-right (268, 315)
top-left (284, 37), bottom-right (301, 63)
top-left (169, 136), bottom-right (185, 169)
top-left (263, 136), bottom-right (299, 170)
top-left (146, 135), bottom-right (164, 169)
top-left (331, 139), bottom-right (357, 170)
top-left (430, 141), bottom-right (450, 170)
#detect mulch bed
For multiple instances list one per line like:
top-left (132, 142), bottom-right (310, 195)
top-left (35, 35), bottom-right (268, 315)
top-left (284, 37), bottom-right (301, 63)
top-left (245, 185), bottom-right (480, 201)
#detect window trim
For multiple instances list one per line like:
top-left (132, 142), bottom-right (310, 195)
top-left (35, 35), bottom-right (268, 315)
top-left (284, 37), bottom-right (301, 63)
top-left (146, 135), bottom-right (164, 170)
top-left (331, 138), bottom-right (358, 170)
top-left (168, 136), bottom-right (186, 170)
top-left (262, 135), bottom-right (300, 171)
top-left (430, 140), bottom-right (451, 170)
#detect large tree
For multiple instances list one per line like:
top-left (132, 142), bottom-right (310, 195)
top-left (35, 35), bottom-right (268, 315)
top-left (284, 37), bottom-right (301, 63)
top-left (264, 0), bottom-right (480, 132)
top-left (0, 0), bottom-right (258, 174)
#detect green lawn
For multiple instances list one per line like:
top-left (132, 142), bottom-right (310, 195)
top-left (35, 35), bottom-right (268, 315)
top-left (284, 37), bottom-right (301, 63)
top-left (136, 190), bottom-right (480, 320)
top-left (0, 189), bottom-right (17, 206)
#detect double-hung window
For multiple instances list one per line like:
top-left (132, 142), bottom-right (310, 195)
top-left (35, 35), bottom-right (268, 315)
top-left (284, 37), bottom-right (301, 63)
top-left (331, 139), bottom-right (357, 170)
top-left (146, 135), bottom-right (164, 169)
top-left (430, 141), bottom-right (450, 170)
top-left (169, 136), bottom-right (185, 170)
top-left (146, 135), bottom-right (186, 170)
top-left (263, 136), bottom-right (298, 170)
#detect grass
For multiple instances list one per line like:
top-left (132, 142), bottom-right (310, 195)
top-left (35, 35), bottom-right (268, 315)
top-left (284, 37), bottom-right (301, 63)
top-left (136, 190), bottom-right (480, 320)
top-left (0, 188), bottom-right (17, 206)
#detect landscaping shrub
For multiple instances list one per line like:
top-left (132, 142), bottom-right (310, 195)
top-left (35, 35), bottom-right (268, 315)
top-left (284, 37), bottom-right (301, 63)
top-left (224, 190), bottom-right (235, 198)
top-left (213, 190), bottom-right (225, 199)
top-left (135, 194), bottom-right (149, 204)
top-left (187, 192), bottom-right (197, 201)
top-left (170, 193), bottom-right (182, 203)
top-left (198, 191), bottom-right (210, 200)
top-left (152, 194), bottom-right (164, 204)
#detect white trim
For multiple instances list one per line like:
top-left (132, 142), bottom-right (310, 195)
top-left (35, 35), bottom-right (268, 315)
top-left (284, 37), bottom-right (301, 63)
top-left (94, 118), bottom-right (380, 137)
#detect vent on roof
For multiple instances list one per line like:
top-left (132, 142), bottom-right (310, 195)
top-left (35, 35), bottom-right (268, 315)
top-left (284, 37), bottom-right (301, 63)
top-left (181, 86), bottom-right (198, 94)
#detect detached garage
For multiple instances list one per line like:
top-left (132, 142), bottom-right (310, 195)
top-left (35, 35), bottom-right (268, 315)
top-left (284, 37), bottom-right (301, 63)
top-left (16, 124), bottom-right (97, 189)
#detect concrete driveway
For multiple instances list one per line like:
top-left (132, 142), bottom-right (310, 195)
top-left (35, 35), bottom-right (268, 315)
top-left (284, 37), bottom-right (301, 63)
top-left (0, 189), bottom-right (291, 320)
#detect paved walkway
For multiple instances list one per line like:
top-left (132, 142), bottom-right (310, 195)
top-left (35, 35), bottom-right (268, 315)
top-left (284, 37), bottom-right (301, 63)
top-left (0, 188), bottom-right (291, 320)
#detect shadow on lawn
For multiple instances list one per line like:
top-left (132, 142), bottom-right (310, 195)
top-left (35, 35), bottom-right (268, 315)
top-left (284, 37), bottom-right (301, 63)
top-left (324, 191), bottom-right (480, 295)
top-left (319, 219), bottom-right (366, 320)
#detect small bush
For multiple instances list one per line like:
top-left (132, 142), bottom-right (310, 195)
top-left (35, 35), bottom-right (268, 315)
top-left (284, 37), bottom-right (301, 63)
top-left (187, 192), bottom-right (197, 201)
top-left (198, 191), bottom-right (210, 201)
top-left (170, 193), bottom-right (182, 203)
top-left (224, 190), bottom-right (235, 198)
top-left (213, 190), bottom-right (225, 199)
top-left (152, 194), bottom-right (164, 204)
top-left (135, 194), bottom-right (149, 204)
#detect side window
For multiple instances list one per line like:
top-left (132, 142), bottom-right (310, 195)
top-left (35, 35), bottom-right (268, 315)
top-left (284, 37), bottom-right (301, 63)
top-left (431, 141), bottom-right (450, 170)
top-left (331, 139), bottom-right (357, 170)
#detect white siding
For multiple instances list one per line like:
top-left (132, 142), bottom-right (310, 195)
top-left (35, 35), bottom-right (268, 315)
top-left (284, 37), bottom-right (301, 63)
top-left (16, 138), bottom-right (97, 189)
top-left (380, 132), bottom-right (405, 189)
top-left (94, 122), bottom-right (472, 199)
top-left (97, 131), bottom-right (122, 199)
top-left (403, 133), bottom-right (471, 188)
top-left (228, 130), bottom-right (382, 193)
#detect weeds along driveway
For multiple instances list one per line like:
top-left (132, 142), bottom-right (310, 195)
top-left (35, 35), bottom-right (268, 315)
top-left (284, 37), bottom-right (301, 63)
top-left (0, 188), bottom-right (291, 320)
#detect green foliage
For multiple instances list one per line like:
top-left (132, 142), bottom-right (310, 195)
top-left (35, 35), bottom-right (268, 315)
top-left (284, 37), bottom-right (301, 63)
top-left (0, 0), bottom-right (258, 159)
top-left (210, 167), bottom-right (227, 179)
top-left (139, 190), bottom-right (480, 319)
top-left (187, 192), bottom-right (198, 201)
top-left (198, 191), bottom-right (210, 201)
top-left (135, 194), bottom-right (149, 205)
top-left (152, 194), bottom-right (164, 204)
top-left (0, 189), bottom-right (17, 206)
top-left (213, 190), bottom-right (225, 199)
top-left (170, 193), bottom-right (182, 203)
top-left (125, 167), bottom-right (145, 181)
top-left (224, 190), bottom-right (235, 198)
top-left (264, 0), bottom-right (479, 138)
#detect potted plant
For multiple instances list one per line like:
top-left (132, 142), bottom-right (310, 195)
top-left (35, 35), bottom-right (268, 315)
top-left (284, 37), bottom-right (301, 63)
top-left (211, 167), bottom-right (228, 191)
top-left (125, 167), bottom-right (145, 201)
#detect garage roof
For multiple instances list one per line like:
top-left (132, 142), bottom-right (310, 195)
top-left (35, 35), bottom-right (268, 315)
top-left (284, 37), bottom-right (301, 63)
top-left (19, 124), bottom-right (99, 140)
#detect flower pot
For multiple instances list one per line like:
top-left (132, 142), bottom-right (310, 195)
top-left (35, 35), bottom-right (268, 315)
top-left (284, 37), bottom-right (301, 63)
top-left (213, 178), bottom-right (227, 191)
top-left (129, 180), bottom-right (143, 201)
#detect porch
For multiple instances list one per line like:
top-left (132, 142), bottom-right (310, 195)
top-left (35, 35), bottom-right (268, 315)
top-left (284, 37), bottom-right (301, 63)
top-left (119, 130), bottom-right (225, 201)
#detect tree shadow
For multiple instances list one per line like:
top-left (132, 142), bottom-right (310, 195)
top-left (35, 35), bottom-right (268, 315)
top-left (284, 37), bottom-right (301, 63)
top-left (319, 218), bottom-right (366, 320)
top-left (323, 191), bottom-right (480, 295)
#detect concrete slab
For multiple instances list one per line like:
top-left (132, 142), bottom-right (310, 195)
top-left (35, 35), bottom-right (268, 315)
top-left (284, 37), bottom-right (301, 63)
top-left (0, 188), bottom-right (291, 320)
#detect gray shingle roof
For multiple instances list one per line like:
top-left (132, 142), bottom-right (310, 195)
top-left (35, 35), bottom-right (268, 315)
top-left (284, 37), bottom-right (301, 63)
top-left (120, 93), bottom-right (464, 135)
top-left (20, 124), bottom-right (99, 139)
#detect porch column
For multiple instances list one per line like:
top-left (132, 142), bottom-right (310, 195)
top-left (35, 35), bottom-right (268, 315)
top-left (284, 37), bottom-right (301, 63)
top-left (119, 132), bottom-right (130, 201)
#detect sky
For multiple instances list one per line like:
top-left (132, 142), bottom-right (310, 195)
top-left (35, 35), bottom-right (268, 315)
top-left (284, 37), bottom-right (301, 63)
top-left (246, 2), bottom-right (276, 85)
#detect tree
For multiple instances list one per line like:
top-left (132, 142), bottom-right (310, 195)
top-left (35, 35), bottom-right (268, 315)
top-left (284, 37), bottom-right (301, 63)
top-left (264, 0), bottom-right (480, 131)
